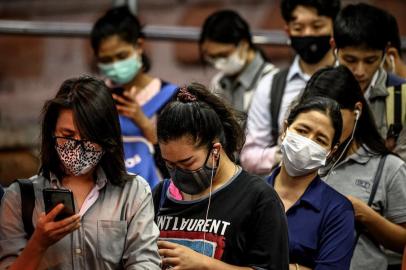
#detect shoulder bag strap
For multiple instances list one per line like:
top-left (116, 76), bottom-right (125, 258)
top-left (354, 155), bottom-right (387, 247)
top-left (367, 155), bottom-right (387, 207)
top-left (16, 179), bottom-right (35, 239)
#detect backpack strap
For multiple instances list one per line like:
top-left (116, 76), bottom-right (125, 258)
top-left (16, 179), bottom-right (35, 240)
top-left (386, 84), bottom-right (406, 140)
top-left (159, 179), bottom-right (171, 210)
top-left (142, 83), bottom-right (178, 118)
top-left (0, 185), bottom-right (4, 201)
top-left (354, 155), bottom-right (387, 247)
top-left (367, 155), bottom-right (387, 206)
top-left (269, 68), bottom-right (289, 146)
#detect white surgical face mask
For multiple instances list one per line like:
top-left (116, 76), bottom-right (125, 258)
top-left (212, 45), bottom-right (247, 75)
top-left (281, 130), bottom-right (328, 177)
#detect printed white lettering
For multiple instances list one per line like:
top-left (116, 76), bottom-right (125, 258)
top-left (157, 216), bottom-right (231, 236)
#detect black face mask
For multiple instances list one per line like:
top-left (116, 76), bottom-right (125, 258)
top-left (167, 149), bottom-right (219, 195)
top-left (290, 35), bottom-right (331, 64)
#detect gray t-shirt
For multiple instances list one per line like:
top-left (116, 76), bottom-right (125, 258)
top-left (394, 125), bottom-right (406, 162)
top-left (322, 146), bottom-right (406, 270)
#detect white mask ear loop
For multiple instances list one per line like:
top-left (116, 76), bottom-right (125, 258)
top-left (380, 53), bottom-right (387, 68)
top-left (325, 117), bottom-right (359, 181)
top-left (202, 149), bottom-right (215, 256)
top-left (389, 54), bottom-right (396, 73)
top-left (333, 48), bottom-right (340, 67)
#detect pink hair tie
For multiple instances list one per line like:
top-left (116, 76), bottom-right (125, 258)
top-left (177, 87), bottom-right (197, 102)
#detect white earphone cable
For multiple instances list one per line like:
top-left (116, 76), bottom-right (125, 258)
top-left (326, 116), bottom-right (359, 182)
top-left (202, 150), bottom-right (215, 256)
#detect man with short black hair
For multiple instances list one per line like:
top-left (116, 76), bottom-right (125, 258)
top-left (241, 0), bottom-right (340, 175)
top-left (333, 3), bottom-right (406, 143)
top-left (333, 6), bottom-right (406, 269)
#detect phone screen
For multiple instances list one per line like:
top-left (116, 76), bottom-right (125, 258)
top-left (43, 189), bottom-right (75, 221)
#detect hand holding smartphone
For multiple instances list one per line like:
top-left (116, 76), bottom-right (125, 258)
top-left (43, 189), bottom-right (75, 221)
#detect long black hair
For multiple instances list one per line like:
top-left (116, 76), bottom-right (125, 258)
top-left (287, 96), bottom-right (343, 148)
top-left (40, 76), bottom-right (132, 185)
top-left (90, 5), bottom-right (150, 72)
top-left (300, 65), bottom-right (389, 156)
top-left (157, 83), bottom-right (245, 161)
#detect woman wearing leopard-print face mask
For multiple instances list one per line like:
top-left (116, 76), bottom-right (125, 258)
top-left (0, 76), bottom-right (161, 269)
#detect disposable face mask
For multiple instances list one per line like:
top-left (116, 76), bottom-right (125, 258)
top-left (281, 130), bottom-right (328, 177)
top-left (212, 45), bottom-right (247, 75)
top-left (98, 54), bottom-right (142, 85)
top-left (56, 142), bottom-right (104, 176)
top-left (167, 149), bottom-right (219, 195)
top-left (290, 35), bottom-right (331, 64)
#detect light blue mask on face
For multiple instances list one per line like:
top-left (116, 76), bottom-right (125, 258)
top-left (98, 54), bottom-right (142, 85)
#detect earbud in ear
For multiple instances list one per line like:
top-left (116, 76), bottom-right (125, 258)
top-left (354, 109), bottom-right (361, 121)
top-left (389, 54), bottom-right (395, 64)
top-left (213, 149), bottom-right (218, 155)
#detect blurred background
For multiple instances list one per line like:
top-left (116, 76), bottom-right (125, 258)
top-left (0, 0), bottom-right (405, 185)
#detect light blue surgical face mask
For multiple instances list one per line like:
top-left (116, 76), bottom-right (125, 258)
top-left (98, 54), bottom-right (142, 85)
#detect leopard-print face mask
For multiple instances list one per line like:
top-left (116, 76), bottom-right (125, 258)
top-left (55, 141), bottom-right (104, 176)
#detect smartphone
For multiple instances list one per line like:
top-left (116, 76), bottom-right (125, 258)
top-left (43, 188), bottom-right (75, 221)
top-left (111, 87), bottom-right (125, 97)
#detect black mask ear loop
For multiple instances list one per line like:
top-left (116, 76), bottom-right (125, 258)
top-left (326, 114), bottom-right (359, 181)
top-left (202, 147), bottom-right (218, 255)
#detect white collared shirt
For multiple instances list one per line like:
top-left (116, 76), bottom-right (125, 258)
top-left (240, 56), bottom-right (310, 175)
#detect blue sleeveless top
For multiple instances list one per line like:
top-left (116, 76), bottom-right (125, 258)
top-left (119, 82), bottom-right (178, 188)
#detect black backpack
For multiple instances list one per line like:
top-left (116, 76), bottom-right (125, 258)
top-left (269, 68), bottom-right (289, 146)
top-left (385, 83), bottom-right (406, 140)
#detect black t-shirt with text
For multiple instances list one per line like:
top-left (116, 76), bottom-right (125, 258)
top-left (153, 170), bottom-right (289, 270)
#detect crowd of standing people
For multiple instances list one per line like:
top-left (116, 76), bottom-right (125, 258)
top-left (1, 0), bottom-right (406, 269)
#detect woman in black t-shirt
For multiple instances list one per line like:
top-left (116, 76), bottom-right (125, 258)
top-left (153, 83), bottom-right (289, 270)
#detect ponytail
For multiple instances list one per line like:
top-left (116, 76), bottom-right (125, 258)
top-left (157, 83), bottom-right (245, 161)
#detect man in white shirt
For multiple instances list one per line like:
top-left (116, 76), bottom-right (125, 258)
top-left (241, 0), bottom-right (339, 175)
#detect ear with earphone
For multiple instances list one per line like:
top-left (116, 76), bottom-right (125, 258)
top-left (354, 109), bottom-right (361, 121)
